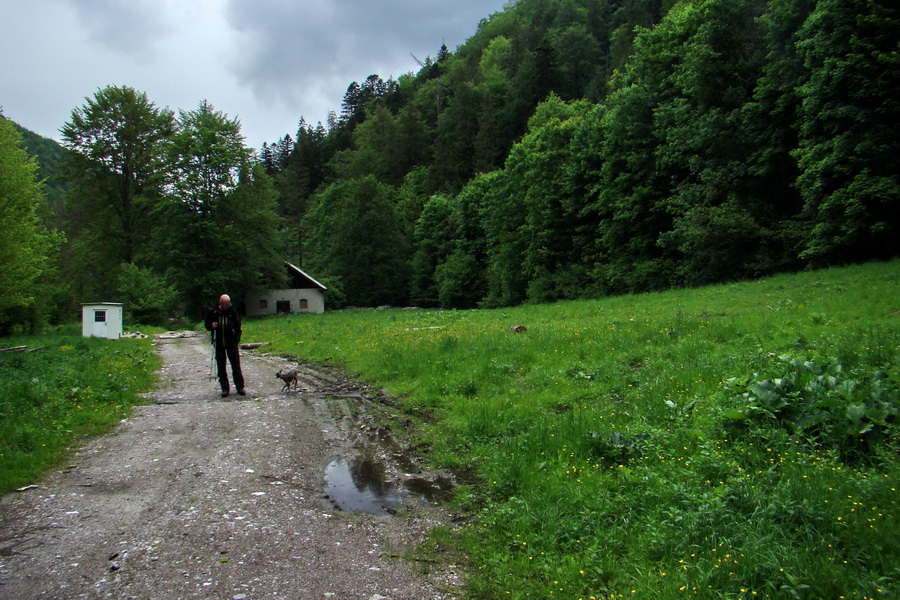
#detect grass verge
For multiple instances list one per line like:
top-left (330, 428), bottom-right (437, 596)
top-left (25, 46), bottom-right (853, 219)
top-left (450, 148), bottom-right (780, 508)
top-left (0, 329), bottom-right (160, 494)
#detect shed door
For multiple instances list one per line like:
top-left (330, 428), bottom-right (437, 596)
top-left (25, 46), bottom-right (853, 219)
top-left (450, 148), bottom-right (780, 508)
top-left (93, 309), bottom-right (108, 338)
top-left (276, 300), bottom-right (291, 314)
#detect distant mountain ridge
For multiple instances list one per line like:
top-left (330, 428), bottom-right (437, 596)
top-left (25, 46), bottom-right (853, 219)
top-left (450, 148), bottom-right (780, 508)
top-left (4, 117), bottom-right (69, 212)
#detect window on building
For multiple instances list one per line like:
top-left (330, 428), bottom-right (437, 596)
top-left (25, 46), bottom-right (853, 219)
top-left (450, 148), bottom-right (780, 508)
top-left (95, 310), bottom-right (107, 323)
top-left (259, 299), bottom-right (268, 310)
top-left (299, 299), bottom-right (309, 309)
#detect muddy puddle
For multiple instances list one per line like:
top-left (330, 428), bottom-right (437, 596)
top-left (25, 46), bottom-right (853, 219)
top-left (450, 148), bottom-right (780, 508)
top-left (256, 358), bottom-right (458, 516)
top-left (322, 424), bottom-right (455, 515)
top-left (324, 457), bottom-right (455, 515)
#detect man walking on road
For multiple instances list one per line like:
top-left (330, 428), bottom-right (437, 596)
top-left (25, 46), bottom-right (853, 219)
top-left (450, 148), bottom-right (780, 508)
top-left (205, 294), bottom-right (245, 397)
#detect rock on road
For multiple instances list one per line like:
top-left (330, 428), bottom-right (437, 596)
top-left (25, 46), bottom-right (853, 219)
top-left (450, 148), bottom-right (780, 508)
top-left (0, 332), bottom-right (460, 600)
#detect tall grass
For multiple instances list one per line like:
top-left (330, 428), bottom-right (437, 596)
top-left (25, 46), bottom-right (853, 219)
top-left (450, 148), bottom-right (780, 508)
top-left (247, 261), bottom-right (899, 599)
top-left (0, 331), bottom-right (159, 493)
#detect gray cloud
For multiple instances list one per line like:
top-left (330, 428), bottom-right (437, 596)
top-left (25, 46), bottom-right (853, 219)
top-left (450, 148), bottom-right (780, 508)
top-left (224, 0), bottom-right (508, 124)
top-left (62, 0), bottom-right (170, 61)
top-left (1, 0), bottom-right (507, 148)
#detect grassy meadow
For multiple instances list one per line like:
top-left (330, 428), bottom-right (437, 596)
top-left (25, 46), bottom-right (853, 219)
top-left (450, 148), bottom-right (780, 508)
top-left (0, 328), bottom-right (159, 493)
top-left (246, 261), bottom-right (900, 599)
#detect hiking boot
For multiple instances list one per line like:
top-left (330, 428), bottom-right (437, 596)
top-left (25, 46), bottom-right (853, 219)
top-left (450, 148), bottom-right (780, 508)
top-left (237, 389), bottom-right (246, 396)
top-left (221, 390), bottom-right (229, 397)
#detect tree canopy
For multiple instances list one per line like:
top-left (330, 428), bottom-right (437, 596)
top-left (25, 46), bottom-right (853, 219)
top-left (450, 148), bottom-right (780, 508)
top-left (54, 88), bottom-right (284, 322)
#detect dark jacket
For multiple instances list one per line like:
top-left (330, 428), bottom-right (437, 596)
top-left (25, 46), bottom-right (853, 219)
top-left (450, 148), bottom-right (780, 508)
top-left (205, 305), bottom-right (242, 346)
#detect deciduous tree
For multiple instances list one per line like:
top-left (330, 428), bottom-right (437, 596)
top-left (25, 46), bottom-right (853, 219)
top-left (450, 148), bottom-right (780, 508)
top-left (60, 85), bottom-right (174, 274)
top-left (792, 0), bottom-right (900, 263)
top-left (304, 176), bottom-right (409, 306)
top-left (0, 117), bottom-right (64, 332)
top-left (154, 102), bottom-right (283, 316)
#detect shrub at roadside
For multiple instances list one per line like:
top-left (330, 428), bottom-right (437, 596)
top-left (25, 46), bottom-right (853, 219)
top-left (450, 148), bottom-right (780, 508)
top-left (724, 354), bottom-right (899, 464)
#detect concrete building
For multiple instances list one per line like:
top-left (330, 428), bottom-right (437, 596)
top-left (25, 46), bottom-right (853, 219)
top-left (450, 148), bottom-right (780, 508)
top-left (244, 263), bottom-right (327, 316)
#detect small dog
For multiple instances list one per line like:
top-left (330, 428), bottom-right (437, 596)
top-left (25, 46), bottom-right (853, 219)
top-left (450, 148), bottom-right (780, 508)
top-left (276, 369), bottom-right (299, 393)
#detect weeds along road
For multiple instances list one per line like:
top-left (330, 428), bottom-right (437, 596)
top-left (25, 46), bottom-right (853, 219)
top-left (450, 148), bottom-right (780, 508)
top-left (0, 332), bottom-right (459, 600)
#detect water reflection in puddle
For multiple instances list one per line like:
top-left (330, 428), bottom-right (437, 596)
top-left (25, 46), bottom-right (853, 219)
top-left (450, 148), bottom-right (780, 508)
top-left (319, 397), bottom-right (457, 515)
top-left (324, 456), bottom-right (455, 515)
top-left (325, 458), bottom-right (400, 515)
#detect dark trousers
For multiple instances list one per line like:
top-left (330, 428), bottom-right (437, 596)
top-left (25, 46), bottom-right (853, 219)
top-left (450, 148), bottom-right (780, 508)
top-left (216, 342), bottom-right (244, 392)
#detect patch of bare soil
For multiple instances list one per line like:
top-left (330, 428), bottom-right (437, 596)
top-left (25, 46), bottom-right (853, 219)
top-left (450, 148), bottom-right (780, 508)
top-left (0, 332), bottom-right (463, 600)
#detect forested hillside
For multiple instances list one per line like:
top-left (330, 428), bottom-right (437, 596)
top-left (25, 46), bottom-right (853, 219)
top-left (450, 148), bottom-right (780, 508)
top-left (2, 0), bottom-right (898, 329)
top-left (10, 122), bottom-right (69, 217)
top-left (270, 0), bottom-right (898, 308)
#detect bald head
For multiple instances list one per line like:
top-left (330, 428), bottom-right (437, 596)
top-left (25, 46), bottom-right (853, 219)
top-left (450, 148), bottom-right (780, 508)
top-left (218, 294), bottom-right (231, 309)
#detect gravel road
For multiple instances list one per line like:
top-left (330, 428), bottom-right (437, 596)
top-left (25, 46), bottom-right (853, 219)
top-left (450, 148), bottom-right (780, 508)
top-left (0, 332), bottom-right (462, 600)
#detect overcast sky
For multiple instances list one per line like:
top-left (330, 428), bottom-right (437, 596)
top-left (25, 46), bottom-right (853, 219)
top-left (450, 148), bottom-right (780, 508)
top-left (1, 0), bottom-right (509, 150)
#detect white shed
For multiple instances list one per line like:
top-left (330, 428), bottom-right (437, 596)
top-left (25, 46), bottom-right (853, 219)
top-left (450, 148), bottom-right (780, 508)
top-left (81, 303), bottom-right (123, 339)
top-left (245, 263), bottom-right (327, 316)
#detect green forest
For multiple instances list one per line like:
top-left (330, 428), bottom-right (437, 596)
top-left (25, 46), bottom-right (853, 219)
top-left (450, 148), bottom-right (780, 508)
top-left (2, 0), bottom-right (897, 332)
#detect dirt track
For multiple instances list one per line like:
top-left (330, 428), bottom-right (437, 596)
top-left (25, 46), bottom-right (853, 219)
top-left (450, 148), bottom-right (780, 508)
top-left (0, 332), bottom-right (461, 600)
